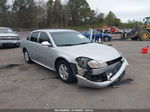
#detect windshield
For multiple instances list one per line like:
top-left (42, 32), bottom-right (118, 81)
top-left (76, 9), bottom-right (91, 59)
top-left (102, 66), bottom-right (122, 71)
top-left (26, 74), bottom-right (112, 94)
top-left (144, 18), bottom-right (150, 25)
top-left (0, 28), bottom-right (13, 33)
top-left (50, 31), bottom-right (91, 46)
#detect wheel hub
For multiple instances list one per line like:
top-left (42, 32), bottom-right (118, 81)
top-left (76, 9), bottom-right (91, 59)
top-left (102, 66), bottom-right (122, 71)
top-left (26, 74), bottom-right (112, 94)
top-left (143, 33), bottom-right (149, 39)
top-left (59, 64), bottom-right (69, 80)
top-left (24, 52), bottom-right (29, 62)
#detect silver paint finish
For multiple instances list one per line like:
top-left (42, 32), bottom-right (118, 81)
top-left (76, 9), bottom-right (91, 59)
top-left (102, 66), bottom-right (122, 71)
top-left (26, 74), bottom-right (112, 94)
top-left (20, 29), bottom-right (128, 88)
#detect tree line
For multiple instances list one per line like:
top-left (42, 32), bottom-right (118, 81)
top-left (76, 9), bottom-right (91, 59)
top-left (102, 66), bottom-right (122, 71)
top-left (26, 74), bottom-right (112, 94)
top-left (0, 0), bottom-right (143, 30)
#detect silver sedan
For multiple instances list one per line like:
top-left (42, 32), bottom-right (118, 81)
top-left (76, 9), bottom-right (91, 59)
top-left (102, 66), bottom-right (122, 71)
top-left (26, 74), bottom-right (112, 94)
top-left (0, 27), bottom-right (20, 48)
top-left (20, 29), bottom-right (129, 88)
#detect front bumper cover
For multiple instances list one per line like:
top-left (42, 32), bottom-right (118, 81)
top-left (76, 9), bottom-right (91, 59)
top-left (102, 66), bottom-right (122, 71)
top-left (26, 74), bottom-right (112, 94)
top-left (0, 40), bottom-right (19, 47)
top-left (77, 58), bottom-right (128, 88)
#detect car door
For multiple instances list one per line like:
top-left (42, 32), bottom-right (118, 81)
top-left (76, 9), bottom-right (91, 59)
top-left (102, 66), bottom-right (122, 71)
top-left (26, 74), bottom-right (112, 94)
top-left (27, 31), bottom-right (40, 61)
top-left (37, 32), bottom-right (54, 69)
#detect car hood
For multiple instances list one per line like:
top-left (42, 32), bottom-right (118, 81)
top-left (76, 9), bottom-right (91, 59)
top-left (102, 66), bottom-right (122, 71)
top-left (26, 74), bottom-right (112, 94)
top-left (60, 43), bottom-right (121, 63)
top-left (0, 33), bottom-right (18, 37)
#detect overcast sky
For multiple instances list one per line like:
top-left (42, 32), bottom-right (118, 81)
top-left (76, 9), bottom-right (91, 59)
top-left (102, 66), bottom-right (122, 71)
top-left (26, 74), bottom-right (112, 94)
top-left (86, 0), bottom-right (150, 23)
top-left (8, 0), bottom-right (150, 23)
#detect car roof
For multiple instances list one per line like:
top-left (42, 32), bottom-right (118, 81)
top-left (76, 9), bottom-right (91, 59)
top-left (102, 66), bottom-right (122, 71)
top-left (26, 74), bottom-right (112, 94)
top-left (0, 27), bottom-right (11, 29)
top-left (33, 29), bottom-right (75, 33)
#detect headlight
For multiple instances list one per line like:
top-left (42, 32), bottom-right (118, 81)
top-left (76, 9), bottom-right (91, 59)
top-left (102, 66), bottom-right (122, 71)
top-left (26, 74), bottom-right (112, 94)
top-left (88, 60), bottom-right (107, 69)
top-left (75, 57), bottom-right (107, 69)
top-left (75, 57), bottom-right (91, 68)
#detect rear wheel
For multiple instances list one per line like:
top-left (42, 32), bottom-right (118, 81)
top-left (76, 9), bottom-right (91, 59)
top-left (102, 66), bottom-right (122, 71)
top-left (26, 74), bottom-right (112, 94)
top-left (103, 37), bottom-right (110, 42)
top-left (0, 43), bottom-right (2, 48)
top-left (139, 30), bottom-right (150, 41)
top-left (56, 60), bottom-right (75, 83)
top-left (23, 49), bottom-right (32, 63)
top-left (15, 42), bottom-right (20, 47)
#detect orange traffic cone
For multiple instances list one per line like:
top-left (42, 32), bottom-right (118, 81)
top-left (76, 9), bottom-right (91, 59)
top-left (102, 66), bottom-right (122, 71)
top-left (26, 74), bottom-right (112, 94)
top-left (141, 46), bottom-right (149, 54)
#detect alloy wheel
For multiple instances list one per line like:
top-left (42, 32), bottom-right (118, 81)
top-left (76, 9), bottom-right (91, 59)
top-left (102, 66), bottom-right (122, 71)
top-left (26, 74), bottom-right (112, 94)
top-left (59, 64), bottom-right (69, 80)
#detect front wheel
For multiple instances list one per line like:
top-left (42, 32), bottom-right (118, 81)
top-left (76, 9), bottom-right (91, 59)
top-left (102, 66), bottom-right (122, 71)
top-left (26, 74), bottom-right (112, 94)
top-left (23, 50), bottom-right (32, 63)
top-left (139, 30), bottom-right (150, 41)
top-left (56, 60), bottom-right (75, 83)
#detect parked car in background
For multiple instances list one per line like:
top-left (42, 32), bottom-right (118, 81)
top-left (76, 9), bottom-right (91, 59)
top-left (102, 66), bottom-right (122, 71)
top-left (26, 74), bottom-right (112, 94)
top-left (0, 27), bottom-right (20, 48)
top-left (109, 27), bottom-right (123, 34)
top-left (20, 29), bottom-right (128, 88)
top-left (81, 29), bottom-right (112, 42)
top-left (97, 28), bottom-right (109, 33)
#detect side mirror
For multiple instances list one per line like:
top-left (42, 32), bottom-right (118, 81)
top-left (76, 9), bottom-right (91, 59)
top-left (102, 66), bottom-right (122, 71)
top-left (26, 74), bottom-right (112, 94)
top-left (41, 41), bottom-right (52, 47)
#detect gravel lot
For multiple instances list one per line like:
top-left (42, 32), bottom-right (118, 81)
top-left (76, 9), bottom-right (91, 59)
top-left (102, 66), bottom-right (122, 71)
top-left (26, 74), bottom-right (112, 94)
top-left (0, 32), bottom-right (150, 109)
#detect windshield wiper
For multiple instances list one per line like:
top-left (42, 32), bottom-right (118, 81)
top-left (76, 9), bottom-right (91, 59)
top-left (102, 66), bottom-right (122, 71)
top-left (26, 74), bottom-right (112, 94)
top-left (58, 42), bottom-right (92, 47)
top-left (58, 44), bottom-right (75, 46)
top-left (75, 42), bottom-right (92, 45)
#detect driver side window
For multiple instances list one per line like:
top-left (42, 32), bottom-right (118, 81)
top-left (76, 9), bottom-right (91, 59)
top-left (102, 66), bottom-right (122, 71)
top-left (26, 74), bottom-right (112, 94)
top-left (39, 32), bottom-right (50, 44)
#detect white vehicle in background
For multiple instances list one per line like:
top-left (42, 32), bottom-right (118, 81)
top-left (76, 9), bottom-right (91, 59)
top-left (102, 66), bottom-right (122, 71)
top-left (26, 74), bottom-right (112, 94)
top-left (20, 29), bottom-right (129, 88)
top-left (0, 27), bottom-right (20, 48)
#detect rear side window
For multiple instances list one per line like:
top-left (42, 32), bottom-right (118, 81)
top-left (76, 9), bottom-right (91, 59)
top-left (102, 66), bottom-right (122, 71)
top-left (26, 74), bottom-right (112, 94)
top-left (30, 32), bottom-right (39, 42)
top-left (39, 32), bottom-right (50, 43)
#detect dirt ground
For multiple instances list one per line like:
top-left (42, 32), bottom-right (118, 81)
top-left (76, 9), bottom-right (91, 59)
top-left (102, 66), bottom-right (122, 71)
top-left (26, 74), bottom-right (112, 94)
top-left (0, 32), bottom-right (150, 109)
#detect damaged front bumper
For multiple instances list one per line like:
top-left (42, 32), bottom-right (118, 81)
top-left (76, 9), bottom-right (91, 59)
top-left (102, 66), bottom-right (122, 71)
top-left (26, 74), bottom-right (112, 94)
top-left (76, 58), bottom-right (129, 88)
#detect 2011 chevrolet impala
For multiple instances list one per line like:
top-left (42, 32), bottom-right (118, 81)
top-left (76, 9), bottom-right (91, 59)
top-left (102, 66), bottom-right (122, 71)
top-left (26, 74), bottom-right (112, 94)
top-left (20, 29), bottom-right (129, 88)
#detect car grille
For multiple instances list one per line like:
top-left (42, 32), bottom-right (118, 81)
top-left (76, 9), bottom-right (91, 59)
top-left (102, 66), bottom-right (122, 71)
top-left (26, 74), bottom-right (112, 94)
top-left (107, 57), bottom-right (122, 65)
top-left (0, 36), bottom-right (18, 40)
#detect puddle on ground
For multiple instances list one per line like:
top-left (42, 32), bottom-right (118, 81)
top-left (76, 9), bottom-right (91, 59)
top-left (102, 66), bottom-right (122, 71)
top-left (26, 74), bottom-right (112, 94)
top-left (0, 64), bottom-right (21, 70)
top-left (18, 64), bottom-right (30, 71)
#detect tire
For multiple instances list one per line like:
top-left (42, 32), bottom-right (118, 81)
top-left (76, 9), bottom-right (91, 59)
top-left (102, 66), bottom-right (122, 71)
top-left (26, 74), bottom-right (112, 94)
top-left (138, 30), bottom-right (150, 41)
top-left (0, 43), bottom-right (2, 49)
top-left (103, 37), bottom-right (110, 42)
top-left (15, 42), bottom-right (20, 47)
top-left (56, 60), bottom-right (75, 83)
top-left (23, 49), bottom-right (33, 63)
top-left (131, 36), bottom-right (138, 40)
